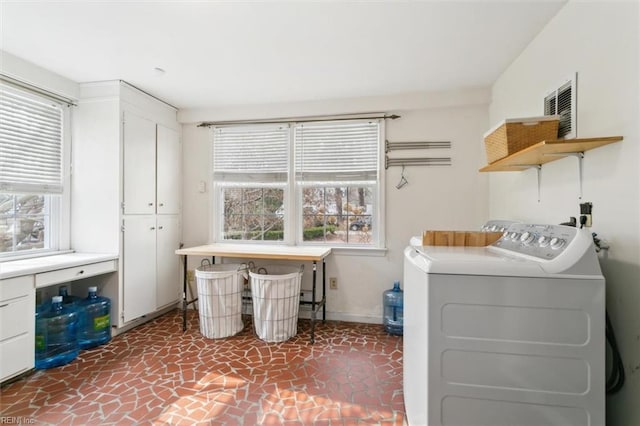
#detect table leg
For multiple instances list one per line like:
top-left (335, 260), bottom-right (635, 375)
top-left (182, 255), bottom-right (188, 332)
top-left (322, 259), bottom-right (326, 322)
top-left (311, 260), bottom-right (317, 344)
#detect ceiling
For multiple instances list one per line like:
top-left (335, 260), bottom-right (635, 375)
top-left (0, 1), bottom-right (567, 110)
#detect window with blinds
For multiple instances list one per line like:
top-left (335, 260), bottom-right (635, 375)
top-left (213, 125), bottom-right (289, 241)
top-left (211, 119), bottom-right (382, 246)
top-left (295, 120), bottom-right (379, 184)
top-left (0, 83), bottom-right (66, 257)
top-left (0, 84), bottom-right (64, 193)
top-left (213, 125), bottom-right (289, 183)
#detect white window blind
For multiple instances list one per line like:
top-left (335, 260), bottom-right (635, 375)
top-left (213, 124), bottom-right (289, 183)
top-left (295, 120), bottom-right (380, 183)
top-left (0, 84), bottom-right (64, 194)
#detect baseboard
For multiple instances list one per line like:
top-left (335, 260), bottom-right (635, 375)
top-left (111, 303), bottom-right (179, 336)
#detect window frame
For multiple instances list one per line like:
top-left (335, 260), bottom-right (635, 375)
top-left (211, 118), bottom-right (385, 248)
top-left (0, 82), bottom-right (71, 261)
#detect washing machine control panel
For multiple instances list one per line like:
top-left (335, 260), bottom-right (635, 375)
top-left (491, 224), bottom-right (577, 260)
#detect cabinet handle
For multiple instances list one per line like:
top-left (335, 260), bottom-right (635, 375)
top-left (159, 226), bottom-right (164, 230)
top-left (0, 303), bottom-right (8, 308)
top-left (159, 203), bottom-right (164, 207)
top-left (148, 202), bottom-right (154, 206)
top-left (150, 227), bottom-right (156, 230)
top-left (78, 270), bottom-right (85, 275)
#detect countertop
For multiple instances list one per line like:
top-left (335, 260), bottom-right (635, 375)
top-left (0, 252), bottom-right (118, 280)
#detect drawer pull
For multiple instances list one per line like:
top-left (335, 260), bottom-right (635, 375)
top-left (150, 227), bottom-right (156, 230)
top-left (0, 303), bottom-right (8, 308)
top-left (78, 270), bottom-right (85, 275)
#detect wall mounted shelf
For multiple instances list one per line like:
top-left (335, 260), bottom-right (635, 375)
top-left (479, 136), bottom-right (623, 201)
top-left (479, 136), bottom-right (622, 172)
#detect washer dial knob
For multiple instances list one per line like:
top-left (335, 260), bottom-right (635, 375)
top-left (550, 237), bottom-right (566, 250)
top-left (538, 236), bottom-right (550, 247)
top-left (520, 232), bottom-right (536, 245)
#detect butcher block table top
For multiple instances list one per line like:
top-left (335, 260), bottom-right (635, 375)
top-left (176, 243), bottom-right (332, 262)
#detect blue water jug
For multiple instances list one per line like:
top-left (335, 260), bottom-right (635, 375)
top-left (58, 286), bottom-right (82, 308)
top-left (383, 281), bottom-right (404, 335)
top-left (78, 286), bottom-right (111, 349)
top-left (35, 295), bottom-right (79, 369)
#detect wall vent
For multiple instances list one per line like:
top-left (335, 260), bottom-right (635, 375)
top-left (544, 74), bottom-right (577, 139)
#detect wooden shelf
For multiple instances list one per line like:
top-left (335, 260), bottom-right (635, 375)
top-left (479, 136), bottom-right (623, 172)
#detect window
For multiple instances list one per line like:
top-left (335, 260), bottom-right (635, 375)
top-left (213, 125), bottom-right (289, 242)
top-left (212, 119), bottom-right (382, 247)
top-left (0, 82), bottom-right (69, 258)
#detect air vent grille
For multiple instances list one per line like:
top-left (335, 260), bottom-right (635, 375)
top-left (544, 75), bottom-right (576, 139)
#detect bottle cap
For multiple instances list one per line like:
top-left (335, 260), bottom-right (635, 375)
top-left (52, 295), bottom-right (63, 303)
top-left (89, 286), bottom-right (98, 292)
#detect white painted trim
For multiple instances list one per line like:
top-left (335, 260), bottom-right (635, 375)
top-left (297, 309), bottom-right (381, 325)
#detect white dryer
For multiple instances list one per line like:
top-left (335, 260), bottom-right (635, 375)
top-left (403, 224), bottom-right (605, 426)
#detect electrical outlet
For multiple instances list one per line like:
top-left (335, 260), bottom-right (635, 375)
top-left (187, 270), bottom-right (195, 283)
top-left (329, 277), bottom-right (338, 290)
top-left (580, 202), bottom-right (593, 228)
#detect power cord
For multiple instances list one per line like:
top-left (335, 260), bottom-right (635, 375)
top-left (606, 311), bottom-right (625, 394)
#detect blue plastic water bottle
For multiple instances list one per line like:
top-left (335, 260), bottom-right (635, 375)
top-left (58, 286), bottom-right (82, 308)
top-left (35, 295), bottom-right (79, 369)
top-left (78, 286), bottom-right (111, 349)
top-left (383, 281), bottom-right (404, 336)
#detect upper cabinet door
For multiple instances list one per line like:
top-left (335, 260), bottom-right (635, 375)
top-left (123, 111), bottom-right (156, 215)
top-left (156, 125), bottom-right (181, 215)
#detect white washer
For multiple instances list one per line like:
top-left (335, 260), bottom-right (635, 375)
top-left (403, 224), bottom-right (605, 426)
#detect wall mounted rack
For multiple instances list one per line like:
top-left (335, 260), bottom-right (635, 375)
top-left (385, 156), bottom-right (451, 169)
top-left (385, 139), bottom-right (451, 152)
top-left (385, 139), bottom-right (452, 169)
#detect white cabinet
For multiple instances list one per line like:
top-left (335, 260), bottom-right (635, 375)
top-left (123, 113), bottom-right (181, 216)
top-left (123, 111), bottom-right (157, 215)
top-left (122, 216), bottom-right (157, 322)
top-left (0, 275), bottom-right (35, 383)
top-left (72, 81), bottom-right (182, 330)
top-left (156, 215), bottom-right (181, 308)
top-left (156, 125), bottom-right (181, 215)
top-left (122, 215), bottom-right (181, 322)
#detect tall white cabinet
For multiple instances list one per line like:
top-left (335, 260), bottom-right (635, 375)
top-left (72, 81), bottom-right (182, 330)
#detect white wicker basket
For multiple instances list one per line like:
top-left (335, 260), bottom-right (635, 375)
top-left (195, 264), bottom-right (247, 339)
top-left (249, 265), bottom-right (303, 343)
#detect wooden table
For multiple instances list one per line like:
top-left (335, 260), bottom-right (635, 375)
top-left (175, 244), bottom-right (331, 343)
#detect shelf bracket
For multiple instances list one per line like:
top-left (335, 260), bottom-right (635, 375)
top-left (510, 164), bottom-right (543, 202)
top-left (535, 165), bottom-right (542, 203)
top-left (544, 152), bottom-right (585, 199)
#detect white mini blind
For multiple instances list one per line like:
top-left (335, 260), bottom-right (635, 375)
top-left (0, 84), bottom-right (64, 193)
top-left (213, 125), bottom-right (289, 183)
top-left (295, 120), bottom-right (380, 183)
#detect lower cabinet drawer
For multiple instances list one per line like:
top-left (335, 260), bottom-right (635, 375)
top-left (35, 260), bottom-right (117, 288)
top-left (0, 296), bottom-right (31, 341)
top-left (0, 275), bottom-right (33, 301)
top-left (0, 333), bottom-right (34, 383)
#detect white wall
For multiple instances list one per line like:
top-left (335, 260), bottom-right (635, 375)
top-left (488, 2), bottom-right (640, 425)
top-left (180, 90), bottom-right (490, 323)
top-left (0, 50), bottom-right (79, 100)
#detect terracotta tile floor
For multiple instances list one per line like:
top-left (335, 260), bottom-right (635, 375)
top-left (1, 309), bottom-right (405, 425)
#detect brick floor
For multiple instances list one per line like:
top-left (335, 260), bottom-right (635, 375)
top-left (0, 309), bottom-right (405, 425)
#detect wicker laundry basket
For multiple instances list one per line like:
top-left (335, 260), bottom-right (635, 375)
top-left (484, 115), bottom-right (559, 163)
